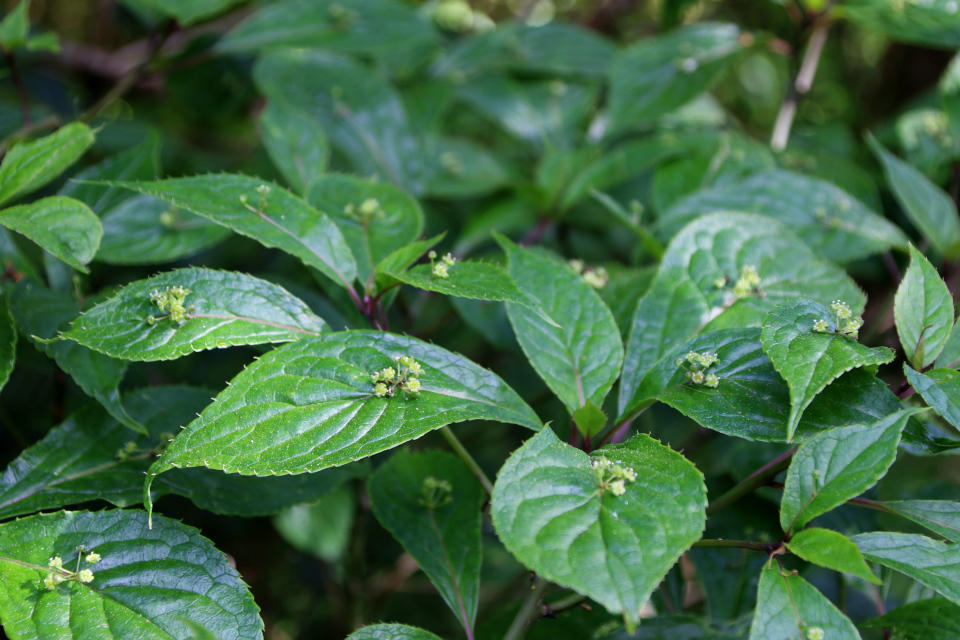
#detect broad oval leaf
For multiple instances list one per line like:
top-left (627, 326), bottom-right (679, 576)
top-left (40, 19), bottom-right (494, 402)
top-left (761, 299), bottom-right (895, 441)
top-left (260, 99), bottom-right (329, 196)
top-left (491, 428), bottom-right (707, 627)
top-left (61, 267), bottom-right (328, 361)
top-left (657, 169), bottom-right (910, 263)
top-left (748, 564), bottom-right (860, 640)
top-left (346, 624), bottom-right (442, 640)
top-left (0, 122), bottom-right (95, 206)
top-left (905, 366), bottom-right (960, 428)
top-left (619, 212), bottom-right (865, 417)
top-left (853, 532), bottom-right (960, 605)
top-left (144, 330), bottom-right (541, 513)
top-left (498, 236), bottom-right (623, 415)
top-left (881, 500), bottom-right (960, 542)
top-left (860, 598), bottom-right (960, 640)
top-left (0, 509), bottom-right (263, 639)
top-left (0, 196), bottom-right (102, 272)
top-left (784, 527), bottom-right (880, 584)
top-left (779, 409), bottom-right (924, 534)
top-left (368, 451), bottom-right (483, 634)
top-left (895, 246), bottom-right (954, 369)
top-left (108, 174), bottom-right (358, 290)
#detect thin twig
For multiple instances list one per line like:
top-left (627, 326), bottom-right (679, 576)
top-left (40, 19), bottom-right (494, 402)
top-left (705, 449), bottom-right (795, 517)
top-left (542, 592), bottom-right (587, 616)
top-left (439, 426), bottom-right (493, 495)
top-left (502, 577), bottom-right (549, 640)
top-left (771, 21), bottom-right (830, 152)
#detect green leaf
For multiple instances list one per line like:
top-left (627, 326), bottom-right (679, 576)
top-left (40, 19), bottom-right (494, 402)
top-left (108, 175), bottom-right (358, 289)
top-left (779, 409), bottom-right (924, 534)
top-left (144, 330), bottom-right (541, 514)
top-left (260, 100), bottom-right (329, 196)
top-left (896, 246), bottom-right (955, 369)
top-left (0, 196), bottom-right (101, 272)
top-left (254, 50), bottom-right (425, 195)
top-left (118, 0), bottom-right (245, 25)
top-left (853, 532), bottom-right (960, 605)
top-left (657, 169), bottom-right (910, 264)
top-left (386, 261), bottom-right (560, 328)
top-left (61, 267), bottom-right (327, 361)
top-left (24, 31), bottom-right (58, 52)
top-left (935, 320), bottom-right (960, 368)
top-left (306, 174), bottom-right (423, 289)
top-left (491, 428), bottom-right (706, 628)
top-left (0, 294), bottom-right (15, 395)
top-left (619, 212), bottom-right (865, 417)
top-left (868, 134), bottom-right (960, 258)
top-left (905, 366), bottom-right (960, 428)
top-left (573, 400), bottom-right (607, 438)
top-left (785, 528), bottom-right (880, 584)
top-left (0, 1), bottom-right (29, 50)
top-left (273, 485), bottom-right (355, 563)
top-left (841, 0), bottom-right (960, 49)
top-left (748, 564), bottom-right (860, 640)
top-left (497, 237), bottom-right (622, 415)
top-left (60, 131), bottom-right (161, 214)
top-left (881, 500), bottom-right (960, 542)
top-left (368, 451), bottom-right (483, 634)
top-left (9, 280), bottom-right (137, 432)
top-left (761, 299), bottom-right (895, 441)
top-left (346, 624), bottom-right (442, 640)
top-left (608, 23), bottom-right (748, 134)
top-left (0, 509), bottom-right (263, 639)
top-left (0, 122), bottom-right (95, 206)
top-left (373, 233), bottom-right (445, 292)
top-left (422, 136), bottom-right (509, 200)
top-left (860, 598), bottom-right (960, 639)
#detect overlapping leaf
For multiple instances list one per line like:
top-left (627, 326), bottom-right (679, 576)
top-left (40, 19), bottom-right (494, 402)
top-left (260, 100), bottom-right (329, 196)
top-left (853, 532), bottom-right (960, 604)
top-left (861, 599), bottom-right (960, 640)
top-left (0, 296), bottom-right (14, 395)
top-left (347, 624), bottom-right (442, 640)
top-left (119, 0), bottom-right (244, 24)
top-left (784, 528), bottom-right (880, 583)
top-left (0, 196), bottom-right (101, 272)
top-left (881, 500), bottom-right (960, 542)
top-left (842, 0), bottom-right (960, 48)
top-left (895, 246), bottom-right (954, 369)
top-left (905, 366), bottom-right (960, 428)
top-left (0, 122), bottom-right (94, 206)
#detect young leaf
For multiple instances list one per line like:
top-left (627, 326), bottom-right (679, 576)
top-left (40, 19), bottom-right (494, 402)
top-left (498, 237), bottom-right (623, 415)
top-left (0, 122), bottom-right (95, 206)
top-left (868, 135), bottom-right (960, 258)
top-left (108, 175), bottom-right (358, 290)
top-left (779, 409), bottom-right (925, 534)
top-left (880, 500), bottom-right (960, 542)
top-left (368, 451), bottom-right (483, 635)
top-left (0, 196), bottom-right (102, 272)
top-left (491, 428), bottom-right (707, 629)
top-left (0, 509), bottom-right (263, 639)
top-left (748, 564), bottom-right (860, 640)
top-left (619, 212), bottom-right (864, 416)
top-left (346, 624), bottom-right (442, 640)
top-left (307, 174), bottom-right (423, 289)
top-left (853, 532), bottom-right (960, 605)
top-left (0, 0), bottom-right (29, 50)
top-left (784, 528), bottom-right (880, 584)
top-left (904, 366), bottom-right (960, 428)
top-left (761, 299), bottom-right (895, 441)
top-left (260, 99), bottom-right (329, 196)
top-left (895, 246), bottom-right (954, 369)
top-left (144, 330), bottom-right (541, 516)
top-left (0, 295), bottom-right (15, 395)
top-left (860, 598), bottom-right (960, 640)
top-left (573, 399), bottom-right (607, 438)
top-left (61, 267), bottom-right (328, 361)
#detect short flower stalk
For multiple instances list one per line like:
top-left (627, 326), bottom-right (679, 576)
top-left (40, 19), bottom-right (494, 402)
top-left (43, 547), bottom-right (101, 590)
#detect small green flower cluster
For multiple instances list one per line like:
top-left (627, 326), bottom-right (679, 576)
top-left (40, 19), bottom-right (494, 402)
top-left (116, 432), bottom-right (174, 461)
top-left (239, 184), bottom-right (271, 214)
top-left (813, 300), bottom-right (863, 340)
top-left (371, 356), bottom-right (423, 398)
top-left (429, 251), bottom-right (456, 278)
top-left (569, 260), bottom-right (609, 289)
top-left (147, 286), bottom-right (193, 325)
top-left (806, 626), bottom-right (825, 640)
top-left (675, 351), bottom-right (720, 388)
top-left (418, 476), bottom-right (453, 509)
top-left (715, 265), bottom-right (762, 299)
top-left (43, 548), bottom-right (100, 590)
top-left (344, 198), bottom-right (383, 224)
top-left (591, 456), bottom-right (637, 496)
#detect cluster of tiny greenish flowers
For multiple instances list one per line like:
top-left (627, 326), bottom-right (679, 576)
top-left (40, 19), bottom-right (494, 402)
top-left (806, 626), bottom-right (825, 640)
top-left (591, 456), bottom-right (637, 496)
top-left (344, 198), bottom-right (383, 224)
top-left (43, 549), bottom-right (101, 589)
top-left (440, 151), bottom-right (463, 176)
top-left (813, 300), bottom-right (863, 340)
top-left (239, 184), bottom-right (271, 214)
top-left (569, 260), bottom-right (609, 289)
top-left (418, 476), bottom-right (453, 509)
top-left (429, 251), bottom-right (456, 278)
top-left (675, 351), bottom-right (720, 388)
top-left (371, 355), bottom-right (423, 398)
top-left (147, 286), bottom-right (193, 325)
top-left (715, 265), bottom-right (762, 299)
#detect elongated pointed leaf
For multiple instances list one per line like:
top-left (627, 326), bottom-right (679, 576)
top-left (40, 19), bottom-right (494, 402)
top-left (853, 532), bottom-right (960, 605)
top-left (905, 366), bottom-right (960, 428)
top-left (491, 428), bottom-right (707, 627)
top-left (374, 234), bottom-right (445, 293)
top-left (761, 299), bottom-right (895, 441)
top-left (368, 451), bottom-right (483, 634)
top-left (260, 100), bottom-right (329, 196)
top-left (780, 409), bottom-right (924, 534)
top-left (0, 295), bottom-right (14, 395)
top-left (497, 237), bottom-right (622, 415)
top-left (0, 122), bottom-right (95, 206)
top-left (347, 624), bottom-right (442, 640)
top-left (880, 500), bottom-right (960, 542)
top-left (861, 598), bottom-right (960, 639)
top-left (749, 564), bottom-right (860, 640)
top-left (896, 246), bottom-right (954, 369)
top-left (108, 175), bottom-right (358, 289)
top-left (868, 135), bottom-right (960, 258)
top-left (620, 212), bottom-right (864, 416)
top-left (61, 267), bottom-right (327, 361)
top-left (785, 528), bottom-right (880, 584)
top-left (0, 196), bottom-right (102, 272)
top-left (0, 510), bottom-right (263, 639)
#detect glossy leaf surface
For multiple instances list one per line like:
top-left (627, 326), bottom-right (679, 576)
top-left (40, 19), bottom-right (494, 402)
top-left (853, 532), bottom-right (960, 605)
top-left (346, 624), bottom-right (442, 640)
top-left (784, 527), bottom-right (880, 583)
top-left (881, 500), bottom-right (960, 542)
top-left (905, 366), bottom-right (960, 428)
top-left (0, 196), bottom-right (101, 272)
top-left (0, 123), bottom-right (95, 206)
top-left (895, 246), bottom-right (954, 369)
top-left (860, 598), bottom-right (960, 639)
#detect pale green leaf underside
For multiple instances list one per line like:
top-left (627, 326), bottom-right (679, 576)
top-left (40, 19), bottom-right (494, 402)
top-left (853, 532), bottom-right (960, 605)
top-left (895, 246), bottom-right (955, 369)
top-left (784, 527), bottom-right (880, 584)
top-left (881, 500), bottom-right (960, 542)
top-left (491, 428), bottom-right (706, 626)
top-left (0, 510), bottom-right (262, 640)
top-left (749, 564), bottom-right (860, 640)
top-left (761, 299), bottom-right (895, 441)
top-left (0, 196), bottom-right (102, 272)
top-left (905, 366), bottom-right (960, 428)
top-left (0, 122), bottom-right (95, 207)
